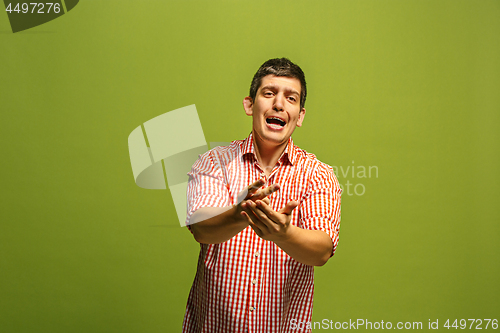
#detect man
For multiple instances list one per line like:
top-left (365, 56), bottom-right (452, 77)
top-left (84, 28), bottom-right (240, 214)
top-left (183, 58), bottom-right (342, 333)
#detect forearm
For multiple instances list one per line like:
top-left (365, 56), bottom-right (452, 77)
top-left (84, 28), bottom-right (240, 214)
top-left (189, 205), bottom-right (249, 244)
top-left (273, 226), bottom-right (332, 266)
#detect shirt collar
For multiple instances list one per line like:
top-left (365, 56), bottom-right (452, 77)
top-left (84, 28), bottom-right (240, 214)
top-left (242, 133), bottom-right (297, 166)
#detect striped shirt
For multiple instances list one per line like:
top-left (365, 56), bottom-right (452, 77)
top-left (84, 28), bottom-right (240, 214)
top-left (183, 134), bottom-right (342, 333)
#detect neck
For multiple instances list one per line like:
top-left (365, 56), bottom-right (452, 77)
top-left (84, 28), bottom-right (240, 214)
top-left (252, 132), bottom-right (289, 176)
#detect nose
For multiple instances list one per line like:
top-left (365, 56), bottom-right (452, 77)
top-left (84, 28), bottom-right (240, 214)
top-left (273, 93), bottom-right (285, 112)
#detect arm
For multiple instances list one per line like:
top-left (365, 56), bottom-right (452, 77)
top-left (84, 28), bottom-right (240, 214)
top-left (189, 205), bottom-right (247, 244)
top-left (241, 165), bottom-right (342, 266)
top-left (274, 227), bottom-right (332, 266)
top-left (189, 180), bottom-right (279, 244)
top-left (241, 200), bottom-right (332, 266)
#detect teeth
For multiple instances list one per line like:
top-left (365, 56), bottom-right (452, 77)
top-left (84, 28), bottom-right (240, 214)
top-left (268, 117), bottom-right (285, 124)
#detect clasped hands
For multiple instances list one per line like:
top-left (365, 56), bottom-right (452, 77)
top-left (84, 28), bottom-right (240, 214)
top-left (236, 179), bottom-right (299, 242)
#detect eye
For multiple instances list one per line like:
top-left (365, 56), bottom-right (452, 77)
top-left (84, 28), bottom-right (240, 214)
top-left (287, 96), bottom-right (297, 102)
top-left (264, 91), bottom-right (274, 97)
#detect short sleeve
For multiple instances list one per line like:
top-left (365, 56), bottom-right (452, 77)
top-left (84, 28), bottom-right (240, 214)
top-left (185, 150), bottom-right (231, 227)
top-left (299, 163), bottom-right (342, 256)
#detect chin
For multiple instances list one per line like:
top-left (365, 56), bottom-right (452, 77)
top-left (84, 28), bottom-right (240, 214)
top-left (254, 123), bottom-right (291, 146)
top-left (262, 133), bottom-right (288, 145)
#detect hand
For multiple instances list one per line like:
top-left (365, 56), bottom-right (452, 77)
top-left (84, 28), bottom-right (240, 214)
top-left (236, 178), bottom-right (278, 206)
top-left (241, 199), bottom-right (299, 242)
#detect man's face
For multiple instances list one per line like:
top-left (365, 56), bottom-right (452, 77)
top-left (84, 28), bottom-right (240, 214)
top-left (243, 75), bottom-right (306, 148)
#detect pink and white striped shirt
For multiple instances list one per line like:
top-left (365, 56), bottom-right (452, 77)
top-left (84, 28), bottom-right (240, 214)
top-left (183, 134), bottom-right (342, 333)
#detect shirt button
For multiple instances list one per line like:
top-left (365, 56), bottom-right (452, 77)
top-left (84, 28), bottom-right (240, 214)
top-left (250, 306), bottom-right (256, 312)
top-left (252, 279), bottom-right (257, 285)
top-left (254, 251), bottom-right (260, 257)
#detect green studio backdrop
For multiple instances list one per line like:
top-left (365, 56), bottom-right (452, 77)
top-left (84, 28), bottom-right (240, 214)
top-left (1, 0), bottom-right (499, 332)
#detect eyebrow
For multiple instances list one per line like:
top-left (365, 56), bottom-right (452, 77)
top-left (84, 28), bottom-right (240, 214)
top-left (260, 84), bottom-right (300, 96)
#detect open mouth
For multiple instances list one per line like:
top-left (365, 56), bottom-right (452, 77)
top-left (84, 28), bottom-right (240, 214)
top-left (265, 116), bottom-right (286, 129)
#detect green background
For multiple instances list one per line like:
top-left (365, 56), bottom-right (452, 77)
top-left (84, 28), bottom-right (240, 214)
top-left (1, 0), bottom-right (498, 331)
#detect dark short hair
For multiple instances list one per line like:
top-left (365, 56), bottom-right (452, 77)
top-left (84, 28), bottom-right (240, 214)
top-left (249, 58), bottom-right (307, 109)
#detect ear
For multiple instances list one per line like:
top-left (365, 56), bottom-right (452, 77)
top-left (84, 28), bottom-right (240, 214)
top-left (243, 97), bottom-right (253, 116)
top-left (296, 108), bottom-right (306, 127)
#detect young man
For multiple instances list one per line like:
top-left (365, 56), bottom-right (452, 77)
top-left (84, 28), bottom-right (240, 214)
top-left (183, 58), bottom-right (342, 333)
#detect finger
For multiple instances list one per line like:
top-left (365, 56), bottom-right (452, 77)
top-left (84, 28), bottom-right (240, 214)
top-left (243, 211), bottom-right (264, 237)
top-left (279, 201), bottom-right (299, 216)
top-left (239, 179), bottom-right (266, 203)
top-left (250, 184), bottom-right (280, 201)
top-left (255, 200), bottom-right (280, 224)
top-left (242, 210), bottom-right (262, 233)
top-left (262, 197), bottom-right (270, 205)
top-left (249, 223), bottom-right (263, 237)
top-left (247, 179), bottom-right (266, 195)
top-left (246, 201), bottom-right (277, 229)
top-left (262, 184), bottom-right (280, 197)
top-left (244, 201), bottom-right (272, 232)
top-left (241, 209), bottom-right (255, 226)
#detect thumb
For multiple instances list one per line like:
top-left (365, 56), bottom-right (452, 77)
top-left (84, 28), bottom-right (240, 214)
top-left (280, 201), bottom-right (299, 216)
